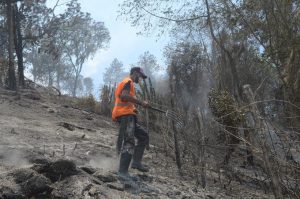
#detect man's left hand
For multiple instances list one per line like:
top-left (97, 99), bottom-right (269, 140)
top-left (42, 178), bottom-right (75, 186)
top-left (141, 101), bottom-right (150, 108)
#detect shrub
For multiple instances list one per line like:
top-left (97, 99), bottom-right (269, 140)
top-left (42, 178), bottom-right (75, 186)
top-left (76, 94), bottom-right (98, 112)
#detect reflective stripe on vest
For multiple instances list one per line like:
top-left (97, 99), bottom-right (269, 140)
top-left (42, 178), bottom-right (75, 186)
top-left (112, 77), bottom-right (136, 121)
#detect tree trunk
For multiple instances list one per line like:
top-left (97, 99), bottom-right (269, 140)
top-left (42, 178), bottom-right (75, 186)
top-left (171, 98), bottom-right (182, 173)
top-left (196, 108), bottom-right (206, 188)
top-left (243, 84), bottom-right (283, 199)
top-left (283, 49), bottom-right (300, 132)
top-left (47, 65), bottom-right (53, 87)
top-left (6, 0), bottom-right (16, 90)
top-left (169, 72), bottom-right (182, 173)
top-left (140, 79), bottom-right (150, 149)
top-left (205, 0), bottom-right (242, 102)
top-left (55, 61), bottom-right (61, 91)
top-left (73, 73), bottom-right (79, 97)
top-left (56, 72), bottom-right (61, 91)
top-left (13, 4), bottom-right (24, 88)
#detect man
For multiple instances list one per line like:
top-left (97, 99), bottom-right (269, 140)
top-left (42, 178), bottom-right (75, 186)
top-left (112, 67), bottom-right (150, 180)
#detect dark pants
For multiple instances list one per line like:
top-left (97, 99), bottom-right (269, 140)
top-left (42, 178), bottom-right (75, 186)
top-left (116, 115), bottom-right (149, 155)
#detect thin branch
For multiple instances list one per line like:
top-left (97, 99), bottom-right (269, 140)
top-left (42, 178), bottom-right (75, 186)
top-left (218, 99), bottom-right (300, 120)
top-left (222, 128), bottom-right (260, 153)
top-left (52, 0), bottom-right (60, 12)
top-left (253, 76), bottom-right (268, 99)
top-left (139, 2), bottom-right (207, 22)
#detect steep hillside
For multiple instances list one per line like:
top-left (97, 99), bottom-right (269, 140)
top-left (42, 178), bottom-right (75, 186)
top-left (0, 88), bottom-right (272, 199)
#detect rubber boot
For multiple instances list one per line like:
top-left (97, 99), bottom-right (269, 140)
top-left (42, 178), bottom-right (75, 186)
top-left (131, 145), bottom-right (149, 172)
top-left (118, 152), bottom-right (137, 181)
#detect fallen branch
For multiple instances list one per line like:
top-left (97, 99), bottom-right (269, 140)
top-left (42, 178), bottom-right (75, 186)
top-left (58, 122), bottom-right (96, 132)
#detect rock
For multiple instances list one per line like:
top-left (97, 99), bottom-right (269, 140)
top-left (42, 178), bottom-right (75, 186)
top-left (106, 182), bottom-right (125, 191)
top-left (34, 159), bottom-right (77, 182)
top-left (206, 195), bottom-right (215, 199)
top-left (21, 174), bottom-right (52, 196)
top-left (41, 104), bottom-right (50, 108)
top-left (58, 122), bottom-right (75, 131)
top-left (80, 166), bottom-right (97, 175)
top-left (83, 184), bottom-right (107, 198)
top-left (137, 174), bottom-right (154, 183)
top-left (86, 116), bottom-right (93, 120)
top-left (48, 108), bottom-right (56, 113)
top-left (167, 190), bottom-right (181, 197)
top-left (50, 190), bottom-right (69, 199)
top-left (23, 92), bottom-right (41, 100)
top-left (93, 171), bottom-right (118, 183)
top-left (50, 175), bottom-right (93, 199)
top-left (10, 128), bottom-right (18, 134)
top-left (8, 168), bottom-right (52, 197)
top-left (88, 185), bottom-right (97, 196)
top-left (30, 157), bottom-right (51, 165)
top-left (182, 195), bottom-right (193, 199)
top-left (0, 186), bottom-right (25, 199)
top-left (9, 168), bottom-right (35, 184)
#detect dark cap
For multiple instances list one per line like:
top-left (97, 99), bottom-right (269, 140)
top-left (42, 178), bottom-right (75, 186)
top-left (130, 67), bottom-right (147, 79)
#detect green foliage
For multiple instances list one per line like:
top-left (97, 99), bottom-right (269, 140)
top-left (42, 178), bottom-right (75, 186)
top-left (208, 89), bottom-right (244, 127)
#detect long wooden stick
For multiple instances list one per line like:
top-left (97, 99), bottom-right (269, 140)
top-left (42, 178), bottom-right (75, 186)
top-left (148, 106), bottom-right (166, 113)
top-left (144, 80), bottom-right (150, 150)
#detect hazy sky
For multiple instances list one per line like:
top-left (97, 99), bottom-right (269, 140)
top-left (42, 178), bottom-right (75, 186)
top-left (48, 0), bottom-right (170, 91)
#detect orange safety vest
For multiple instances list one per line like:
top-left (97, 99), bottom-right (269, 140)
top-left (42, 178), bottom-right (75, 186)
top-left (112, 77), bottom-right (136, 121)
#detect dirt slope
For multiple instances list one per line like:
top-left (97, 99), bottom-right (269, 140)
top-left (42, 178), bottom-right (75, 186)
top-left (0, 88), bottom-right (272, 199)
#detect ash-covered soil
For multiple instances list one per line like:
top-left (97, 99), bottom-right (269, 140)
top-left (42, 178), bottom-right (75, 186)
top-left (0, 88), bottom-right (272, 199)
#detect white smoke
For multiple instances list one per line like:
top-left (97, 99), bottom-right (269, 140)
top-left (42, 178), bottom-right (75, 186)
top-left (0, 148), bottom-right (30, 168)
top-left (88, 155), bottom-right (118, 171)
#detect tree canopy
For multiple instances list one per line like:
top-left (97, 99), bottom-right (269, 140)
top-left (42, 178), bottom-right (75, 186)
top-left (1, 0), bottom-right (110, 97)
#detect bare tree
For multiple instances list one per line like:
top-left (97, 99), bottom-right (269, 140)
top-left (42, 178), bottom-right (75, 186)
top-left (83, 77), bottom-right (94, 96)
top-left (6, 0), bottom-right (16, 90)
top-left (103, 58), bottom-right (125, 85)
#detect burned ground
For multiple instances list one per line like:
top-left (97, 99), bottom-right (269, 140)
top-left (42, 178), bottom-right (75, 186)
top-left (0, 88), bottom-right (272, 199)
